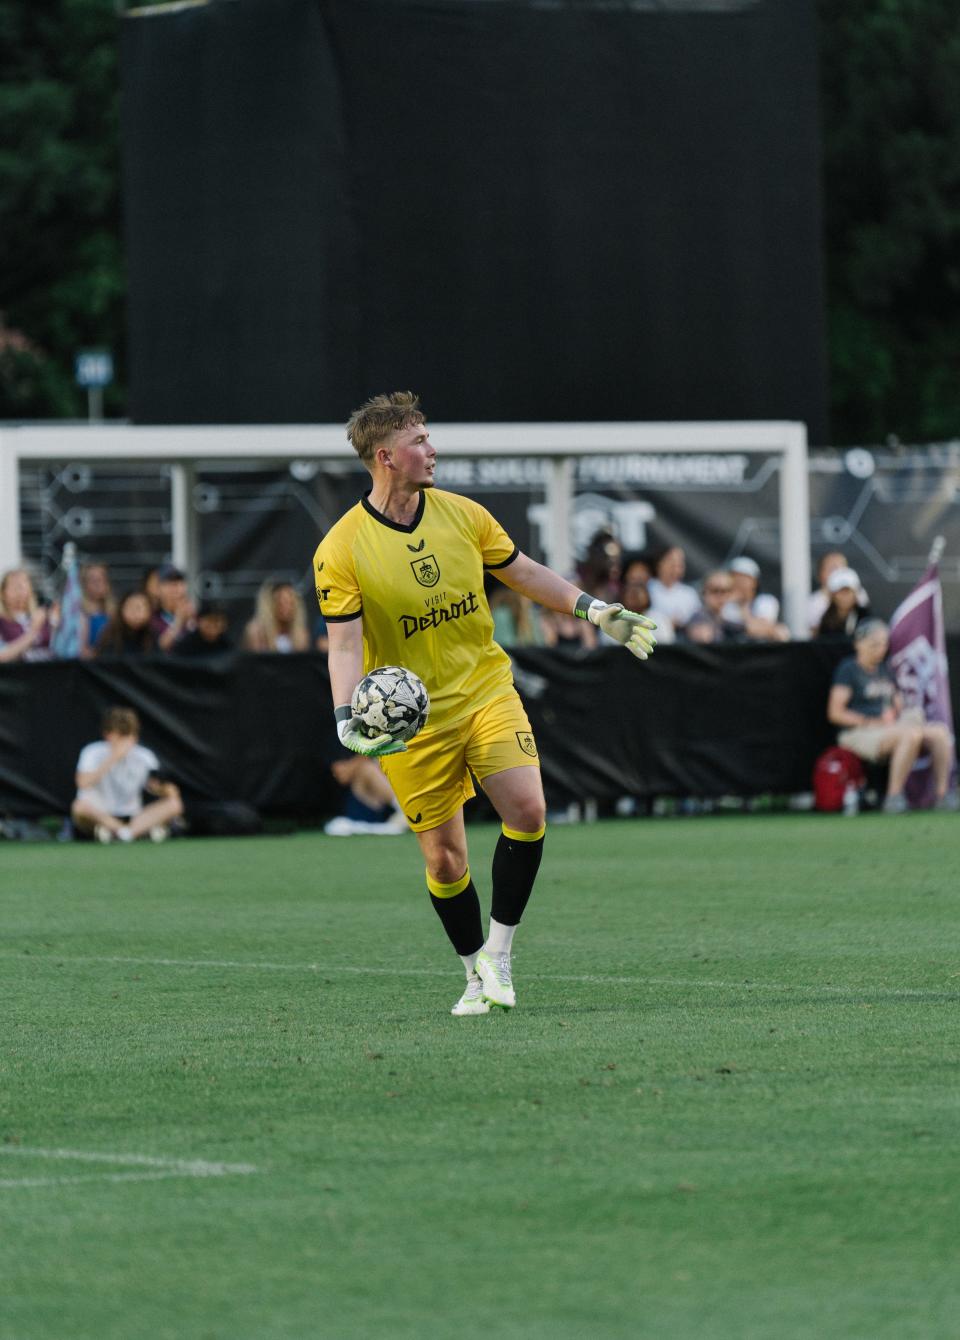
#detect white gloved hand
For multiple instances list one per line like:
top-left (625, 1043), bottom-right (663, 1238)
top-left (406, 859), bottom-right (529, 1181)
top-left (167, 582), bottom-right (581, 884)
top-left (575, 596), bottom-right (657, 660)
top-left (335, 707), bottom-right (407, 757)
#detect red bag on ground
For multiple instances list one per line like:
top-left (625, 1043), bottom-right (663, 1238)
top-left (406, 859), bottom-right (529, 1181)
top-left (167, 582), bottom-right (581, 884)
top-left (813, 746), bottom-right (866, 812)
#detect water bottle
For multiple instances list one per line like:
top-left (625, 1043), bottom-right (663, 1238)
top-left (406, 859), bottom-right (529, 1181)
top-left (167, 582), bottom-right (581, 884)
top-left (842, 783), bottom-right (860, 817)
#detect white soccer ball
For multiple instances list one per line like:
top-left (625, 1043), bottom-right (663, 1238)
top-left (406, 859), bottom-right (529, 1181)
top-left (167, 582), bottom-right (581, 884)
top-left (351, 665), bottom-right (430, 742)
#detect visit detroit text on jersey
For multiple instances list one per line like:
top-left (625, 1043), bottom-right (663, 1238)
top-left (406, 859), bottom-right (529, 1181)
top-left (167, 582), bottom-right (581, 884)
top-left (313, 489), bottom-right (519, 732)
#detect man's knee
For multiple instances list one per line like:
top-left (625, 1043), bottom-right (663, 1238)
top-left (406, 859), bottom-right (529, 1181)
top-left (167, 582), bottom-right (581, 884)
top-left (505, 796), bottom-right (546, 834)
top-left (425, 846), bottom-right (467, 885)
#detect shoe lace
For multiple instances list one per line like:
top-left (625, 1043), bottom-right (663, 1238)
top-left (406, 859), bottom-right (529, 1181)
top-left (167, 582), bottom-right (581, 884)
top-left (464, 973), bottom-right (484, 999)
top-left (491, 953), bottom-right (512, 987)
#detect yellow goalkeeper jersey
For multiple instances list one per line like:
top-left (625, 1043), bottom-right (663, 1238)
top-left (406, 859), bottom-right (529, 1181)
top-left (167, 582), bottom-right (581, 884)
top-left (313, 489), bottom-right (520, 731)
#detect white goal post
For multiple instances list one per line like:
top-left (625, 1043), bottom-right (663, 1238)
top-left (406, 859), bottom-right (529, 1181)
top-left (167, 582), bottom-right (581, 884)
top-left (0, 420), bottom-right (810, 635)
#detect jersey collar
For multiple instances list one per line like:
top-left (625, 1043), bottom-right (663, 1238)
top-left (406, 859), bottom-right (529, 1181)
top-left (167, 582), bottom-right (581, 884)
top-left (361, 490), bottom-right (426, 534)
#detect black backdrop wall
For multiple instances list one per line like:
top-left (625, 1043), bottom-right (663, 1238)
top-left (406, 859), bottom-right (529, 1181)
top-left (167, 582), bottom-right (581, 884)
top-left (121, 0), bottom-right (828, 437)
top-left (6, 641), bottom-right (957, 820)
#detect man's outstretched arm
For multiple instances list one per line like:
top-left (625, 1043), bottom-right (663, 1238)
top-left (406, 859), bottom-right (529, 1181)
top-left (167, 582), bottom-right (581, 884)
top-left (493, 553), bottom-right (657, 660)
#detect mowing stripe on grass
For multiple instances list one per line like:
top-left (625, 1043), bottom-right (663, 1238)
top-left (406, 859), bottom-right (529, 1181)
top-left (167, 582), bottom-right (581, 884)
top-left (2, 950), bottom-right (955, 1000)
top-left (0, 1146), bottom-right (259, 1190)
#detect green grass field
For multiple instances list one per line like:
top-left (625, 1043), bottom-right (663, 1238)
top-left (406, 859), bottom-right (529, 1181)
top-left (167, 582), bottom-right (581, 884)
top-left (2, 814), bottom-right (959, 1340)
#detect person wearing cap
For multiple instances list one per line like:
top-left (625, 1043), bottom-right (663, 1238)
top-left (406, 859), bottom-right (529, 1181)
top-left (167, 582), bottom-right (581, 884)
top-left (722, 556), bottom-right (790, 642)
top-left (828, 619), bottom-right (957, 813)
top-left (807, 551), bottom-right (869, 636)
top-left (149, 564), bottom-right (197, 652)
top-left (816, 566), bottom-right (870, 640)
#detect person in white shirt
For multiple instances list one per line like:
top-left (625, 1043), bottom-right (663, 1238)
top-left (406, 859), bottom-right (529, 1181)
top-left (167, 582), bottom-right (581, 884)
top-left (72, 705), bottom-right (183, 843)
top-left (722, 556), bottom-right (790, 642)
top-left (646, 546), bottom-right (701, 635)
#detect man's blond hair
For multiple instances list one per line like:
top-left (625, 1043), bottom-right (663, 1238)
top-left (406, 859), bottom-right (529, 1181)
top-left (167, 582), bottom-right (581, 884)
top-left (346, 391), bottom-right (424, 464)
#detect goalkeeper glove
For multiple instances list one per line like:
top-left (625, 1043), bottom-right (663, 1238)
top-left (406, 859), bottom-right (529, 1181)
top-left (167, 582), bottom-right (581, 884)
top-left (334, 705), bottom-right (407, 757)
top-left (573, 594), bottom-right (657, 660)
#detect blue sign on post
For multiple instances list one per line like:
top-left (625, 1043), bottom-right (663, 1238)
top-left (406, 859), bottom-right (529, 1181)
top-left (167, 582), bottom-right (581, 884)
top-left (75, 351), bottom-right (114, 388)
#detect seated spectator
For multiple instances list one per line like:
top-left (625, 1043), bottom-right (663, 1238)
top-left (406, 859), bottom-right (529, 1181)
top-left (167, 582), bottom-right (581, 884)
top-left (722, 557), bottom-right (790, 642)
top-left (95, 590), bottom-right (156, 657)
top-left (807, 551), bottom-right (868, 636)
top-left (828, 620), bottom-right (956, 813)
top-left (540, 607), bottom-right (597, 651)
top-left (619, 554), bottom-right (674, 643)
top-left (71, 705), bottom-right (184, 842)
top-left (80, 562), bottom-right (116, 657)
top-left (577, 527), bottom-right (624, 604)
top-left (816, 567), bottom-right (870, 640)
top-left (324, 752), bottom-right (408, 836)
top-left (684, 571), bottom-right (743, 645)
top-left (0, 567), bottom-right (57, 663)
top-left (175, 601), bottom-right (234, 657)
top-left (487, 580), bottom-right (545, 647)
top-left (142, 566), bottom-right (163, 613)
top-left (150, 564), bottom-right (197, 652)
top-left (244, 580), bottom-right (310, 653)
top-left (647, 545), bottom-right (701, 636)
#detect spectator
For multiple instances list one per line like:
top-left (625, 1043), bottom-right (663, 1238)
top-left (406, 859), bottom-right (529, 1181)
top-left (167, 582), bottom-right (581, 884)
top-left (150, 564), bottom-right (197, 652)
top-left (324, 752), bottom-right (408, 836)
top-left (487, 580), bottom-right (545, 647)
top-left (647, 545), bottom-right (701, 636)
top-left (142, 566), bottom-right (163, 613)
top-left (95, 590), bottom-right (156, 657)
top-left (80, 562), bottom-right (115, 656)
top-left (540, 606), bottom-right (598, 651)
top-left (243, 580), bottom-right (310, 652)
top-left (619, 554), bottom-right (674, 643)
top-left (722, 557), bottom-right (790, 642)
top-left (0, 568), bottom-right (56, 663)
top-left (577, 527), bottom-right (623, 604)
top-left (71, 705), bottom-right (184, 842)
top-left (175, 601), bottom-right (234, 657)
top-left (684, 571), bottom-right (743, 645)
top-left (816, 567), bottom-right (870, 640)
top-left (808, 551), bottom-right (869, 636)
top-left (827, 620), bottom-right (956, 813)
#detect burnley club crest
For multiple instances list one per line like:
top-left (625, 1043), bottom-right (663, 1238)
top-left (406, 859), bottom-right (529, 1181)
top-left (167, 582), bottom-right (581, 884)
top-left (411, 554), bottom-right (440, 588)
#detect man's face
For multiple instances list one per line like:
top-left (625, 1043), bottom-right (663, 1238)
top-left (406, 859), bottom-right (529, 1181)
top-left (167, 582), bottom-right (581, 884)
top-left (703, 574), bottom-right (733, 612)
top-left (159, 578), bottom-right (186, 612)
top-left (384, 422), bottom-right (436, 488)
top-left (858, 628), bottom-right (888, 663)
top-left (731, 571), bottom-right (757, 604)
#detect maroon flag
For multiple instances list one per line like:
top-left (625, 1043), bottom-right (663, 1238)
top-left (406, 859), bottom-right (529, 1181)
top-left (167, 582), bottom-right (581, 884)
top-left (887, 558), bottom-right (956, 807)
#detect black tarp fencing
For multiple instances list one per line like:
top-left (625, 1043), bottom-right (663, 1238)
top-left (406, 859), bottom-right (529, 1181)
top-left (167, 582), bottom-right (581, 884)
top-left (5, 641), bottom-right (956, 820)
top-left (120, 0), bottom-right (828, 436)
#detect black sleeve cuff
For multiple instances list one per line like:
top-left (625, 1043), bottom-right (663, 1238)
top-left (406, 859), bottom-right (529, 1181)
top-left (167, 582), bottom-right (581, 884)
top-left (323, 609), bottom-right (363, 623)
top-left (484, 546), bottom-right (520, 571)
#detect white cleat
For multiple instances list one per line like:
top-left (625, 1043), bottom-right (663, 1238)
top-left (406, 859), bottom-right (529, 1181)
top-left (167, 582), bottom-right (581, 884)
top-left (451, 972), bottom-right (490, 1016)
top-left (94, 823), bottom-right (114, 844)
top-left (476, 950), bottom-right (516, 1009)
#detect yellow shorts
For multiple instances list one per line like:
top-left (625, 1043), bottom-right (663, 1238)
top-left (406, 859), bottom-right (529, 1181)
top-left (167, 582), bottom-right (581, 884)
top-left (379, 691), bottom-right (539, 832)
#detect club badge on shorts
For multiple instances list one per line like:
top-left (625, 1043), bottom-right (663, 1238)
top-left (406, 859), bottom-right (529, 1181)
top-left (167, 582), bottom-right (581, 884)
top-left (516, 731), bottom-right (538, 757)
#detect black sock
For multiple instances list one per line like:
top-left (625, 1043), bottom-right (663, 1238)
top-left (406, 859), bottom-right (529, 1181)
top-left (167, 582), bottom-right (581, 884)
top-left (428, 875), bottom-right (484, 957)
top-left (490, 827), bottom-right (545, 927)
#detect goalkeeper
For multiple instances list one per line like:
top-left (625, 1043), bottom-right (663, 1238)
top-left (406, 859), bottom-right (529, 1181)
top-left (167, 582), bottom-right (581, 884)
top-left (315, 392), bottom-right (656, 1017)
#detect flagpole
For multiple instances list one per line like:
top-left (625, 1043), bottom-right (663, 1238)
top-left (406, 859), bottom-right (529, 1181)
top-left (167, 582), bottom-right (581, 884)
top-left (928, 535), bottom-right (945, 564)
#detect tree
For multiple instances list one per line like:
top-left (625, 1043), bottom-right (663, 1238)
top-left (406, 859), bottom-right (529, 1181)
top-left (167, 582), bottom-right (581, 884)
top-left (819, 0), bottom-right (960, 443)
top-left (0, 0), bottom-right (124, 418)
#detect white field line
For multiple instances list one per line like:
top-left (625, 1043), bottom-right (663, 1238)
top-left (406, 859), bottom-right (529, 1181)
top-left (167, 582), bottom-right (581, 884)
top-left (0, 950), bottom-right (949, 998)
top-left (0, 1145), bottom-right (258, 1190)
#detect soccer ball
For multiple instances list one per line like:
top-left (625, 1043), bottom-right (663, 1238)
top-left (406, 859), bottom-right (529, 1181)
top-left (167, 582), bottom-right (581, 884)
top-left (351, 665), bottom-right (430, 742)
